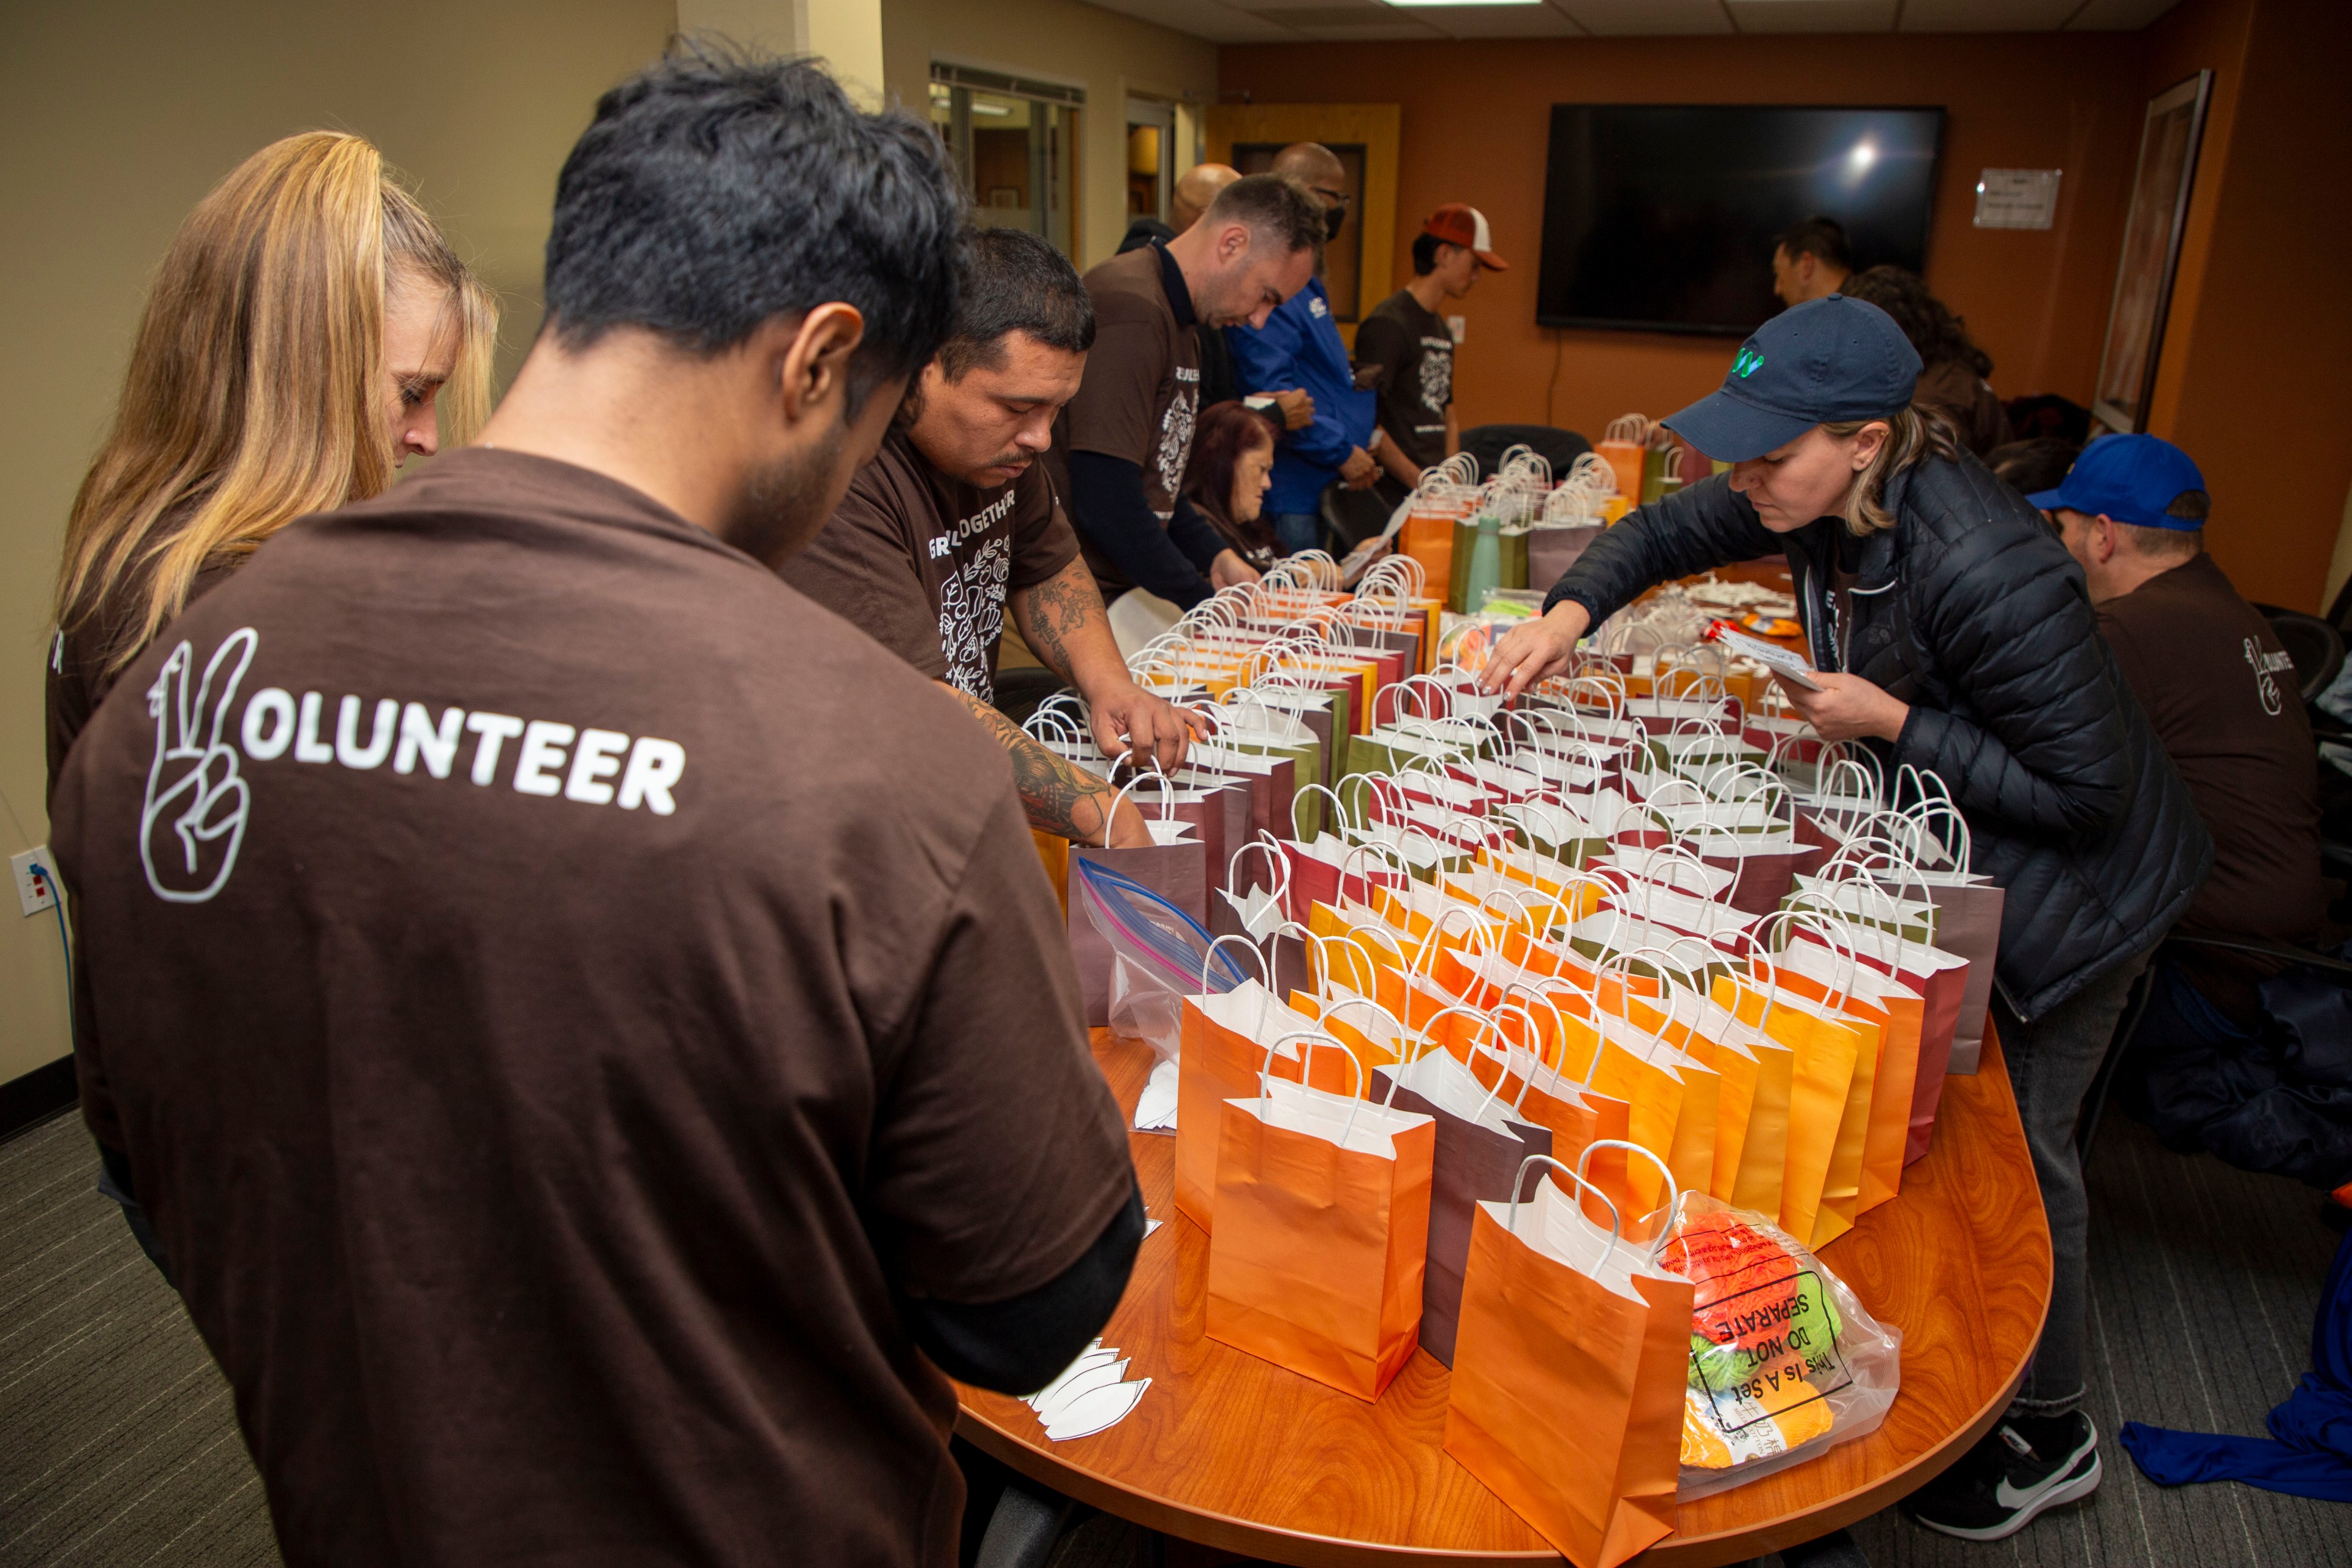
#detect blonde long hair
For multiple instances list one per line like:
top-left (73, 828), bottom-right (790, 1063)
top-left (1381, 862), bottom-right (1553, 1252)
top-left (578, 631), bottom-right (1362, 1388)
top-left (1822, 403), bottom-right (1965, 537)
top-left (53, 132), bottom-right (498, 668)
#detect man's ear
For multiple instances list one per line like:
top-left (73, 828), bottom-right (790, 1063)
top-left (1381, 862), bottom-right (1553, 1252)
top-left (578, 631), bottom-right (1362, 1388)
top-left (772, 301), bottom-right (868, 429)
top-left (1215, 222), bottom-right (1252, 266)
top-left (2091, 513), bottom-right (2119, 565)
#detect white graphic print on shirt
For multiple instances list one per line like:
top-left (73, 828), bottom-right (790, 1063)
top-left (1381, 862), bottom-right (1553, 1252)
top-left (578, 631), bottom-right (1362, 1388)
top-left (1417, 336), bottom-right (1453, 421)
top-left (939, 535), bottom-right (1014, 702)
top-left (1155, 367), bottom-right (1200, 503)
top-left (140, 626), bottom-right (691, 905)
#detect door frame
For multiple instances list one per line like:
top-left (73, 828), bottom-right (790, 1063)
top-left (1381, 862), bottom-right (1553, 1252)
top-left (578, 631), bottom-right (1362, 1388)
top-left (1207, 102), bottom-right (1401, 352)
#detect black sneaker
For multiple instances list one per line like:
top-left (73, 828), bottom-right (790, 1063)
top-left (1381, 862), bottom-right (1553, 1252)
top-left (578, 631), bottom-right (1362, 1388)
top-left (1902, 1410), bottom-right (2101, 1542)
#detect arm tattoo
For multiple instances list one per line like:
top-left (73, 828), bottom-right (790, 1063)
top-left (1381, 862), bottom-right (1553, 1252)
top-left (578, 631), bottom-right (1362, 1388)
top-left (945, 684), bottom-right (1119, 843)
top-left (1012, 559), bottom-right (1108, 687)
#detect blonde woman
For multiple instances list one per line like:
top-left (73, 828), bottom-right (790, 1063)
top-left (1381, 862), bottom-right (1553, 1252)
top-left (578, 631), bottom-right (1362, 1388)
top-left (45, 130), bottom-right (496, 1276)
top-left (49, 130), bottom-right (496, 802)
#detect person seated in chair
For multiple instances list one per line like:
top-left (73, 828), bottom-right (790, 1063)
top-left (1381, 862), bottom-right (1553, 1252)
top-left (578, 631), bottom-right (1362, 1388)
top-left (2044, 435), bottom-right (2338, 1182)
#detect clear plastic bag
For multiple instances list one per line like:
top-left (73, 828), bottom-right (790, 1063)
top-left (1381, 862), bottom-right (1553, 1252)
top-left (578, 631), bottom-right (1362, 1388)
top-left (1076, 857), bottom-right (1248, 1062)
top-left (1659, 1193), bottom-right (1902, 1499)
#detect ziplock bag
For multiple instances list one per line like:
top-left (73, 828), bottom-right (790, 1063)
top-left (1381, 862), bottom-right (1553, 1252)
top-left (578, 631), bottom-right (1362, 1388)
top-left (1075, 856), bottom-right (1246, 1057)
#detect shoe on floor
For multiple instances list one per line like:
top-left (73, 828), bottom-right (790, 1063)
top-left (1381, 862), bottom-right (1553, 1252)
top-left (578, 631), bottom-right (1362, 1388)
top-left (1902, 1409), bottom-right (2101, 1542)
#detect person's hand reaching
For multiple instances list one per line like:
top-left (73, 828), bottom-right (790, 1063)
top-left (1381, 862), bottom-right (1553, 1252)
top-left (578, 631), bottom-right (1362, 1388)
top-left (1339, 446), bottom-right (1378, 490)
top-left (1087, 680), bottom-right (1202, 775)
top-left (1772, 672), bottom-right (1909, 743)
top-left (1211, 549), bottom-right (1261, 591)
top-left (1478, 601), bottom-right (1591, 696)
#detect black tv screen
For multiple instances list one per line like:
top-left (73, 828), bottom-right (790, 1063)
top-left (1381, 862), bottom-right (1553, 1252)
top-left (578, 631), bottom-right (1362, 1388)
top-left (1536, 105), bottom-right (1945, 336)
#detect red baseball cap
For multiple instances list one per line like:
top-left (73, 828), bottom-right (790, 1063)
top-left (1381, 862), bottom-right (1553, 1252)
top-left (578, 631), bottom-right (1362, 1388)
top-left (1423, 203), bottom-right (1507, 270)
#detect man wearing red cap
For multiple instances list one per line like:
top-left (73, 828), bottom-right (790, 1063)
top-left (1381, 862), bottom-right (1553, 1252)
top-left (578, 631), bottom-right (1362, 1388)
top-left (1355, 203), bottom-right (1506, 489)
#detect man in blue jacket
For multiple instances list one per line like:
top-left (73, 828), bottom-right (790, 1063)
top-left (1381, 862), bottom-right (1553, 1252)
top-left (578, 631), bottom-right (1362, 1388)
top-left (1225, 142), bottom-right (1379, 556)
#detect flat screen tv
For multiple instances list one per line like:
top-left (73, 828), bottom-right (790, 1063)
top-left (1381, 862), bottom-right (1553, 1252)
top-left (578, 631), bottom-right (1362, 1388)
top-left (1536, 105), bottom-right (1945, 336)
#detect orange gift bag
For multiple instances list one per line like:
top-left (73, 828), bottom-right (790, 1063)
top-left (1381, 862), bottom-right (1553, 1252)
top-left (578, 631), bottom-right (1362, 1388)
top-left (1446, 1145), bottom-right (1695, 1567)
top-left (1175, 981), bottom-right (1320, 1230)
top-left (1205, 1033), bottom-right (1438, 1400)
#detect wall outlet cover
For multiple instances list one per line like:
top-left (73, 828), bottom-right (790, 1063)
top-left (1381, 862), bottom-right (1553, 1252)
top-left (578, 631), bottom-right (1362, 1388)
top-left (12, 847), bottom-right (58, 917)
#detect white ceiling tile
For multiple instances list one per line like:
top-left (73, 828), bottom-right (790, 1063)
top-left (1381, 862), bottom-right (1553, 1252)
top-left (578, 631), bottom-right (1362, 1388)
top-left (1079, 0), bottom-right (1303, 42)
top-left (1409, 3), bottom-right (1589, 39)
top-left (2067, 0), bottom-right (2186, 29)
top-left (1555, 0), bottom-right (1733, 36)
top-left (1899, 0), bottom-right (2079, 29)
top-left (1725, 0), bottom-right (1898, 34)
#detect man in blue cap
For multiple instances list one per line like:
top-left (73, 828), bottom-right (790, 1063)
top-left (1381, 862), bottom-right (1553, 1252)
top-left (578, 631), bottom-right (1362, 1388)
top-left (2043, 435), bottom-right (2331, 1178)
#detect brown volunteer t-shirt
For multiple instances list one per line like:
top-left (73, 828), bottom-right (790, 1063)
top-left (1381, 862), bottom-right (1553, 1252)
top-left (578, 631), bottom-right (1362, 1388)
top-left (2097, 549), bottom-right (2323, 941)
top-left (1054, 242), bottom-right (1200, 598)
top-left (50, 448), bottom-right (1133, 1568)
top-left (1915, 358), bottom-right (2007, 458)
top-left (1354, 288), bottom-right (1453, 472)
top-left (781, 428), bottom-right (1078, 703)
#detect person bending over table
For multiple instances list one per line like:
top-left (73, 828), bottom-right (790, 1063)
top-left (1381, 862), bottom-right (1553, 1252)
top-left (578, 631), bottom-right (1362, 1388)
top-left (1482, 294), bottom-right (2211, 1545)
top-left (51, 48), bottom-right (1138, 1567)
top-left (785, 226), bottom-right (1196, 850)
top-left (1052, 172), bottom-right (1324, 611)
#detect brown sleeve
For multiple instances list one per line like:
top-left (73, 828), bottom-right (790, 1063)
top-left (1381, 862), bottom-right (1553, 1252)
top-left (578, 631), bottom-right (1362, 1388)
top-left (778, 474), bottom-right (948, 681)
top-left (864, 786), bottom-right (1134, 1304)
top-left (1062, 315), bottom-right (1164, 469)
top-left (1006, 465), bottom-right (1082, 592)
top-left (2096, 602), bottom-right (2161, 727)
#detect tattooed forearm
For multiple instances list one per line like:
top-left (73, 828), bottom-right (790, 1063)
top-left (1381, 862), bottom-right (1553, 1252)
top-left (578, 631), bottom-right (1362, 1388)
top-left (1012, 557), bottom-right (1117, 691)
top-left (944, 684), bottom-right (1119, 843)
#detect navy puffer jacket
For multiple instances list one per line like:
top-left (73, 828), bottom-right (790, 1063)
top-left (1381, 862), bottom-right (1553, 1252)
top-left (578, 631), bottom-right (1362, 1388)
top-left (1544, 451), bottom-right (2211, 1020)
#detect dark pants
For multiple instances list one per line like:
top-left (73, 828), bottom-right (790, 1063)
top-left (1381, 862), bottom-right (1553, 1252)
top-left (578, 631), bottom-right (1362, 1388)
top-left (1997, 945), bottom-right (2155, 1415)
top-left (96, 1139), bottom-right (173, 1286)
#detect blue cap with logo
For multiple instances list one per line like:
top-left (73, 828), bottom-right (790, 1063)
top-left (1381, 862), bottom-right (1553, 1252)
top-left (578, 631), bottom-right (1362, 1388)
top-left (1662, 295), bottom-right (1923, 463)
top-left (2027, 432), bottom-right (2206, 530)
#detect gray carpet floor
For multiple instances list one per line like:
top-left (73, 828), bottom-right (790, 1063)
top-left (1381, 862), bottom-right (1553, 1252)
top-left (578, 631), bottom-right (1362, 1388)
top-left (2, 1109), bottom-right (2345, 1568)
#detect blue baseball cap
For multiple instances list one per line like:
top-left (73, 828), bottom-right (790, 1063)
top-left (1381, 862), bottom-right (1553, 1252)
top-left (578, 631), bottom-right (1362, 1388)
top-left (2027, 433), bottom-right (2206, 529)
top-left (1662, 295), bottom-right (1923, 463)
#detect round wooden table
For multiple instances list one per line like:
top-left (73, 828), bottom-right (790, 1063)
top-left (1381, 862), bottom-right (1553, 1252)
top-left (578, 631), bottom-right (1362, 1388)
top-left (956, 1020), bottom-right (2050, 1566)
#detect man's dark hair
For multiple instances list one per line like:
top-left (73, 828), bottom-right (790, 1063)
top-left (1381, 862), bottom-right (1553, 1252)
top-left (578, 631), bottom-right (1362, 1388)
top-left (935, 227), bottom-right (1095, 381)
top-left (1200, 173), bottom-right (1325, 256)
top-left (1841, 265), bottom-right (1994, 377)
top-left (1411, 232), bottom-right (1445, 276)
top-left (542, 42), bottom-right (964, 407)
top-left (1987, 438), bottom-right (2078, 499)
top-left (1773, 215), bottom-right (1852, 271)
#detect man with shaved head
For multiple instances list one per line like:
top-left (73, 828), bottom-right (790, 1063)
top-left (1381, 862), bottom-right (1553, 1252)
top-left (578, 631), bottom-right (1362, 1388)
top-left (1170, 161), bottom-right (1239, 232)
top-left (1226, 142), bottom-right (1380, 556)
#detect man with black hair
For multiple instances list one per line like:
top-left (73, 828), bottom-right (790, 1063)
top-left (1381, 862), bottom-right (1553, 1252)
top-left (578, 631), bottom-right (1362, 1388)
top-left (1057, 171), bottom-right (1322, 609)
top-left (1356, 203), bottom-right (1506, 489)
top-left (786, 227), bottom-right (1194, 848)
top-left (51, 48), bottom-right (1137, 1567)
top-left (1771, 214), bottom-right (1853, 307)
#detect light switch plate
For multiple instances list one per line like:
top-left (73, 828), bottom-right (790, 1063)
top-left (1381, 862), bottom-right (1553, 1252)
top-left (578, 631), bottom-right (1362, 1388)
top-left (12, 846), bottom-right (58, 917)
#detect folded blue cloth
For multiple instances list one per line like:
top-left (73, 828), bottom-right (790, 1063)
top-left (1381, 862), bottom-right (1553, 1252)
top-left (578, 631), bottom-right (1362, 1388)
top-left (2120, 1224), bottom-right (2352, 1502)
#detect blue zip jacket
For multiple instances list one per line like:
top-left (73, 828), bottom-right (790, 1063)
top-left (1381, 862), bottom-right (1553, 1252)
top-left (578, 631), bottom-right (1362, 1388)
top-left (1224, 276), bottom-right (1376, 516)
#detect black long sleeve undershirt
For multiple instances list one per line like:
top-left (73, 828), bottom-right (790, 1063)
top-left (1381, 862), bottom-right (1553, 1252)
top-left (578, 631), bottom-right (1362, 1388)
top-left (900, 1181), bottom-right (1145, 1395)
top-left (1066, 451), bottom-right (1216, 609)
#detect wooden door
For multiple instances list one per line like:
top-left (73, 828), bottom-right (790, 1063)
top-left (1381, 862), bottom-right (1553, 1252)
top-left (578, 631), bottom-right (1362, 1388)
top-left (1207, 103), bottom-right (1400, 352)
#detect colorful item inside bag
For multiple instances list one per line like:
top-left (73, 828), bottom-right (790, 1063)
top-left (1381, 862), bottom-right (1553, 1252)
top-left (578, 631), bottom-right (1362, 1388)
top-left (1659, 1194), bottom-right (1901, 1499)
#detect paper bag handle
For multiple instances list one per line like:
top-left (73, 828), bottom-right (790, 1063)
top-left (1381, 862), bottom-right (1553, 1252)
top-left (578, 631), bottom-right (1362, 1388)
top-left (1506, 1154), bottom-right (1623, 1256)
top-left (1576, 1139), bottom-right (1680, 1259)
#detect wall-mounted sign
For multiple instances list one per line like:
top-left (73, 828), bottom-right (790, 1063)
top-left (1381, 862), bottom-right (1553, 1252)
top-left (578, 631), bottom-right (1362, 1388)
top-left (1973, 169), bottom-right (2061, 230)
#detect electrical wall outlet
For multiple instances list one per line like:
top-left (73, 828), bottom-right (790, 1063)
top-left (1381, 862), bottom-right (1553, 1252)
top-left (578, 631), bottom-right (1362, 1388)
top-left (12, 846), bottom-right (58, 917)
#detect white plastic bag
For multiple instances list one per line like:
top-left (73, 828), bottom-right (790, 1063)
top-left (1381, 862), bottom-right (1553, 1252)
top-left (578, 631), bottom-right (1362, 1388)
top-left (1659, 1193), bottom-right (1901, 1499)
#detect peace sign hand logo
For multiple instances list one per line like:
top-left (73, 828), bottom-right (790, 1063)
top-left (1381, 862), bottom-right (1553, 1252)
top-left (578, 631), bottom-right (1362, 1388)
top-left (140, 629), bottom-right (257, 904)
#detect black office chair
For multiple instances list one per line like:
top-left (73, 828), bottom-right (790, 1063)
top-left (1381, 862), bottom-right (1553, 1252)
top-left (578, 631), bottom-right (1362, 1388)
top-left (2253, 604), bottom-right (2346, 702)
top-left (1457, 423), bottom-right (1591, 480)
top-left (1321, 481), bottom-right (1394, 554)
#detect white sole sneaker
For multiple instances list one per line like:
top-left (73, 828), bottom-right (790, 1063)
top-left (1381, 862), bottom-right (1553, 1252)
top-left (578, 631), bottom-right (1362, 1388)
top-left (1914, 1447), bottom-right (2103, 1542)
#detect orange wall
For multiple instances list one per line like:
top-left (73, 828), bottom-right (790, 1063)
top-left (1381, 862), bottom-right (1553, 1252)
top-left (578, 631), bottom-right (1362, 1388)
top-left (2141, 0), bottom-right (2352, 611)
top-left (1220, 33), bottom-right (2150, 455)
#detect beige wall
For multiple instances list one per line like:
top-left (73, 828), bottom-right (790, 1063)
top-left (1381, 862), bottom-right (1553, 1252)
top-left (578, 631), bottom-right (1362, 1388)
top-left (0, 0), bottom-right (677, 1087)
top-left (880, 0), bottom-right (1218, 268)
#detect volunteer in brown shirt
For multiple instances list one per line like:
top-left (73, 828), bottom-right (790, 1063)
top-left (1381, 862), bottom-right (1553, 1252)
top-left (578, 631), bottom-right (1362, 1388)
top-left (787, 228), bottom-right (1196, 848)
top-left (52, 54), bottom-right (1137, 1568)
top-left (1055, 172), bottom-right (1324, 609)
top-left (2048, 433), bottom-right (2323, 948)
top-left (1356, 203), bottom-right (1504, 486)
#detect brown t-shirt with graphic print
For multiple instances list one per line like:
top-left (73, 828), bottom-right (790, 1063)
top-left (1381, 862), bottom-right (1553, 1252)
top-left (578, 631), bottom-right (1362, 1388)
top-left (2097, 548), bottom-right (2323, 941)
top-left (781, 429), bottom-right (1079, 703)
top-left (1054, 243), bottom-right (1200, 598)
top-left (48, 448), bottom-right (1133, 1568)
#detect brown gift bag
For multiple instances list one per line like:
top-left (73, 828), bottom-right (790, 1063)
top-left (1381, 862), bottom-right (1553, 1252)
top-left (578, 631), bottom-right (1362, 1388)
top-left (1445, 1146), bottom-right (1695, 1568)
top-left (1206, 1032), bottom-right (1437, 1400)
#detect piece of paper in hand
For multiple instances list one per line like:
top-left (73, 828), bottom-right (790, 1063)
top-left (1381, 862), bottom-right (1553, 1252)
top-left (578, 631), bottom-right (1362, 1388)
top-left (1133, 1058), bottom-right (1178, 1131)
top-left (1703, 619), bottom-right (1822, 692)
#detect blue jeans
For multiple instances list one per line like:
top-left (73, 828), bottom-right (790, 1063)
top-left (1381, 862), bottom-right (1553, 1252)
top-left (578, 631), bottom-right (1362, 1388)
top-left (1270, 511), bottom-right (1322, 557)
